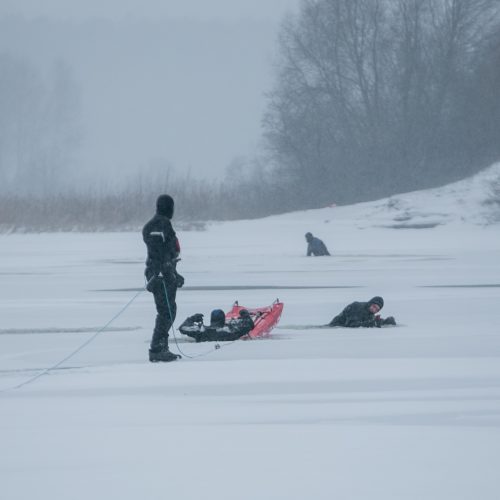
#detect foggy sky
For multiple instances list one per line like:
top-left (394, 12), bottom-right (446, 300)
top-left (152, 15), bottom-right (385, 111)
top-left (0, 1), bottom-right (299, 183)
top-left (1, 1), bottom-right (296, 21)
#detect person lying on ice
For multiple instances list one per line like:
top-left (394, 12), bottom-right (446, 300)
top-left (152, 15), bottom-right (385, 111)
top-left (328, 296), bottom-right (396, 328)
top-left (179, 308), bottom-right (255, 342)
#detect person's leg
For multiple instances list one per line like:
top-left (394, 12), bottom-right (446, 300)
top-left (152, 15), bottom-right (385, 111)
top-left (164, 281), bottom-right (177, 333)
top-left (150, 281), bottom-right (169, 352)
top-left (149, 280), bottom-right (180, 361)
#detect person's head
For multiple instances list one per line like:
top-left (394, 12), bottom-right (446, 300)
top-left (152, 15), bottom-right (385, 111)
top-left (239, 309), bottom-right (250, 319)
top-left (156, 194), bottom-right (174, 218)
top-left (368, 296), bottom-right (384, 314)
top-left (305, 232), bottom-right (313, 242)
top-left (210, 309), bottom-right (225, 327)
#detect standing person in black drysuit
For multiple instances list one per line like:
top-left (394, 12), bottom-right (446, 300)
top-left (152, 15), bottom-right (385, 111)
top-left (179, 308), bottom-right (254, 342)
top-left (328, 296), bottom-right (396, 328)
top-left (142, 194), bottom-right (185, 362)
top-left (305, 232), bottom-right (331, 256)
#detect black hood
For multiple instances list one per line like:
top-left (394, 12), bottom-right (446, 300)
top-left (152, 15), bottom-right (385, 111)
top-left (368, 296), bottom-right (384, 309)
top-left (156, 194), bottom-right (174, 218)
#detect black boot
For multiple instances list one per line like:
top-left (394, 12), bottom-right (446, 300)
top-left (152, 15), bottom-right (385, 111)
top-left (149, 347), bottom-right (181, 362)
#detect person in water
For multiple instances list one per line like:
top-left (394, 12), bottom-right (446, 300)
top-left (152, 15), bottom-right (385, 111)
top-left (328, 296), bottom-right (396, 328)
top-left (179, 308), bottom-right (254, 342)
top-left (305, 232), bottom-right (331, 256)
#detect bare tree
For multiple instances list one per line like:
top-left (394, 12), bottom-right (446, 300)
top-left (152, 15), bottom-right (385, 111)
top-left (0, 53), bottom-right (81, 196)
top-left (263, 0), bottom-right (500, 206)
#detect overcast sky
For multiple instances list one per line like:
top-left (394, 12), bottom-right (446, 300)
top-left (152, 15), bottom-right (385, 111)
top-left (0, 1), bottom-right (300, 183)
top-left (0, 0), bottom-right (297, 21)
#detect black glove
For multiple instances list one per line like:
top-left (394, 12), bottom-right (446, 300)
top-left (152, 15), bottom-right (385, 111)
top-left (383, 316), bottom-right (396, 326)
top-left (191, 313), bottom-right (204, 323)
top-left (161, 261), bottom-right (177, 283)
top-left (146, 273), bottom-right (160, 292)
top-left (175, 272), bottom-right (185, 288)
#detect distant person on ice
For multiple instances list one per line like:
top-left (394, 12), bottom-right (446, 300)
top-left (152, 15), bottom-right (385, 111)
top-left (328, 296), bottom-right (396, 328)
top-left (179, 308), bottom-right (254, 342)
top-left (142, 194), bottom-right (185, 362)
top-left (305, 232), bottom-right (331, 256)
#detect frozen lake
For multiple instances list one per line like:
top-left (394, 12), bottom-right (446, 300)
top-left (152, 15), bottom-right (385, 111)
top-left (1, 174), bottom-right (500, 499)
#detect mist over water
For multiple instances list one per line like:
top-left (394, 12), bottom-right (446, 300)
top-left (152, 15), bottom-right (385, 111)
top-left (0, 1), bottom-right (298, 185)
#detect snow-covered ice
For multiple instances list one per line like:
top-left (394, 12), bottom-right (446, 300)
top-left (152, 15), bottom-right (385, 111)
top-left (1, 165), bottom-right (500, 500)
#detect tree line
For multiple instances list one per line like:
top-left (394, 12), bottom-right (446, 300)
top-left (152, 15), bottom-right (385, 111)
top-left (0, 53), bottom-right (81, 197)
top-left (263, 0), bottom-right (500, 207)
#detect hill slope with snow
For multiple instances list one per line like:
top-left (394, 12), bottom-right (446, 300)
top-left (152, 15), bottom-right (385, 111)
top-left (351, 162), bottom-right (500, 228)
top-left (263, 161), bottom-right (500, 229)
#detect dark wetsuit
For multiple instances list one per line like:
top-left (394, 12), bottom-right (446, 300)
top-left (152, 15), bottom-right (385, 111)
top-left (307, 237), bottom-right (330, 256)
top-left (142, 213), bottom-right (180, 351)
top-left (179, 315), bottom-right (254, 342)
top-left (329, 301), bottom-right (378, 328)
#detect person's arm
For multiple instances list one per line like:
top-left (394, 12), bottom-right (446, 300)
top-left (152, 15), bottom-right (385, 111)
top-left (221, 316), bottom-right (254, 340)
top-left (237, 315), bottom-right (255, 334)
top-left (307, 243), bottom-right (312, 256)
top-left (345, 316), bottom-right (377, 328)
top-left (179, 314), bottom-right (204, 335)
top-left (160, 220), bottom-right (180, 280)
top-left (142, 220), bottom-right (163, 274)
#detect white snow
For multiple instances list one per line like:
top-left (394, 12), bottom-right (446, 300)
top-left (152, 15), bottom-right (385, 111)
top-left (1, 164), bottom-right (500, 500)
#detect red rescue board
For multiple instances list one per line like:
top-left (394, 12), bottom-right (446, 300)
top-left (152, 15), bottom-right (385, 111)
top-left (225, 300), bottom-right (284, 338)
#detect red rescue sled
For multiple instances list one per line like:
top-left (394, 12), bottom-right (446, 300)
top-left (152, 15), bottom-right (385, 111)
top-left (225, 299), bottom-right (284, 339)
